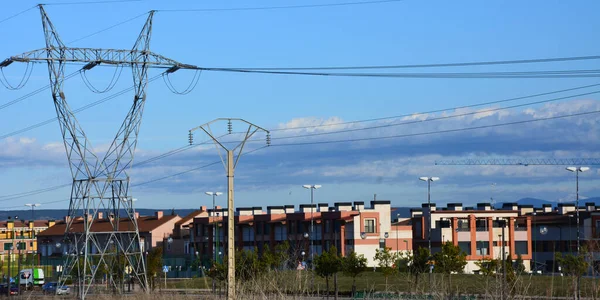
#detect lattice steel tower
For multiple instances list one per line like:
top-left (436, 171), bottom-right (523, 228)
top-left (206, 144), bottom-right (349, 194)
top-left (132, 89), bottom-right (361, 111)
top-left (1, 5), bottom-right (195, 298)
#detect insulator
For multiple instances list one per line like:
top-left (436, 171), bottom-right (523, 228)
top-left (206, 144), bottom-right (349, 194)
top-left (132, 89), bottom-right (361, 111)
top-left (266, 133), bottom-right (271, 146)
top-left (188, 131), bottom-right (194, 145)
top-left (227, 119), bottom-right (232, 134)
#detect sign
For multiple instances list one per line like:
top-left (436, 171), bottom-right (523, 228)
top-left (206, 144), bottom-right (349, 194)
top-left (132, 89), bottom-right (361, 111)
top-left (162, 265), bottom-right (168, 273)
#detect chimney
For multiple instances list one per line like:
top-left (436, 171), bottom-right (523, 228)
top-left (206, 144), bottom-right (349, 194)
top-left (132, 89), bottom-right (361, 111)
top-left (334, 202), bottom-right (353, 212)
top-left (502, 203), bottom-right (518, 211)
top-left (354, 201), bottom-right (365, 211)
top-left (155, 211), bottom-right (164, 219)
top-left (300, 204), bottom-right (316, 213)
top-left (98, 212), bottom-right (103, 220)
top-left (318, 203), bottom-right (328, 212)
top-left (237, 207), bottom-right (254, 216)
top-left (253, 206), bottom-right (262, 215)
top-left (371, 200), bottom-right (391, 211)
top-left (267, 206), bottom-right (285, 215)
top-left (586, 202), bottom-right (596, 212)
top-left (558, 203), bottom-right (575, 215)
top-left (447, 203), bottom-right (463, 211)
top-left (410, 208), bottom-right (423, 217)
top-left (200, 206), bottom-right (207, 212)
top-left (422, 203), bottom-right (436, 212)
top-left (518, 205), bottom-right (534, 215)
top-left (284, 205), bottom-right (294, 214)
top-left (542, 204), bottom-right (552, 213)
top-left (135, 212), bottom-right (140, 219)
top-left (477, 203), bottom-right (492, 211)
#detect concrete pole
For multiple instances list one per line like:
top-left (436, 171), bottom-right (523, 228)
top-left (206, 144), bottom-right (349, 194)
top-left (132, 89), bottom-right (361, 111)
top-left (227, 150), bottom-right (235, 300)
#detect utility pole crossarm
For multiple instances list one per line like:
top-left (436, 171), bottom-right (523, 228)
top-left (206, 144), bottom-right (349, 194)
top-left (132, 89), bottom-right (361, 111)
top-left (434, 158), bottom-right (600, 166)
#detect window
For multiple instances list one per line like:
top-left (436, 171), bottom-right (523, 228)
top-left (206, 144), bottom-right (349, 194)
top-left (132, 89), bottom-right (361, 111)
top-left (264, 223), bottom-right (270, 235)
top-left (379, 239), bottom-right (386, 249)
top-left (476, 241), bottom-right (489, 255)
top-left (364, 219), bottom-right (375, 233)
top-left (515, 241), bottom-right (528, 255)
top-left (325, 220), bottom-right (331, 233)
top-left (458, 242), bottom-right (471, 255)
top-left (184, 242), bottom-right (190, 254)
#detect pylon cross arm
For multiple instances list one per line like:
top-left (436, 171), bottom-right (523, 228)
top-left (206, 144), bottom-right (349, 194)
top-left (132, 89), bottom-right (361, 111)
top-left (7, 47), bottom-right (189, 68)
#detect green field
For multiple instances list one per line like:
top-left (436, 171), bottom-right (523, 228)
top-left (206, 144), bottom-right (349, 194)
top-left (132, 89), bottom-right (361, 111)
top-left (164, 271), bottom-right (600, 298)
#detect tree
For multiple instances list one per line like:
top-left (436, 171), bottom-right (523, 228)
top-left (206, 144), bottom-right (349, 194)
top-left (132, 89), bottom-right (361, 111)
top-left (557, 252), bottom-right (588, 299)
top-left (433, 242), bottom-right (467, 274)
top-left (146, 247), bottom-right (163, 291)
top-left (407, 247), bottom-right (430, 285)
top-left (236, 248), bottom-right (267, 281)
top-left (314, 247), bottom-right (342, 298)
top-left (514, 254), bottom-right (526, 275)
top-left (341, 251), bottom-right (367, 297)
top-left (261, 241), bottom-right (290, 271)
top-left (475, 259), bottom-right (500, 276)
top-left (374, 247), bottom-right (397, 291)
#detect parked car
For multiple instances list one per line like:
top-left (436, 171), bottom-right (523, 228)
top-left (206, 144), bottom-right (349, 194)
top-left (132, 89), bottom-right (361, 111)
top-left (42, 282), bottom-right (70, 295)
top-left (0, 283), bottom-right (20, 295)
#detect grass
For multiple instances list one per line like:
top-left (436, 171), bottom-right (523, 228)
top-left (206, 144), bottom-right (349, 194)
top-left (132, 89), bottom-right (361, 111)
top-left (163, 271), bottom-right (600, 298)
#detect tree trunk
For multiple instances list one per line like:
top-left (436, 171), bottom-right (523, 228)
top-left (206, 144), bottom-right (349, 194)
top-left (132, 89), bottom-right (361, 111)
top-left (352, 277), bottom-right (356, 298)
top-left (334, 273), bottom-right (338, 300)
top-left (326, 276), bottom-right (330, 299)
top-left (385, 276), bottom-right (388, 292)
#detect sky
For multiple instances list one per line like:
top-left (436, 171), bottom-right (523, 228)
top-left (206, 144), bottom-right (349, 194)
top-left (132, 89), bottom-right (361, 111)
top-left (1, 0), bottom-right (600, 212)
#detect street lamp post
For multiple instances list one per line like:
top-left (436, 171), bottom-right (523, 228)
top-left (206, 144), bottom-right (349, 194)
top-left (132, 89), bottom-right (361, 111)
top-left (419, 176), bottom-right (439, 290)
top-left (302, 184), bottom-right (321, 293)
top-left (566, 166), bottom-right (589, 300)
top-left (205, 192), bottom-right (223, 263)
top-left (396, 213), bottom-right (400, 255)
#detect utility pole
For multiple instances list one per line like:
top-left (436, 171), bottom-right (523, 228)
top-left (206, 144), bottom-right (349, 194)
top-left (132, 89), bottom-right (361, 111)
top-left (303, 184), bottom-right (321, 293)
top-left (190, 118), bottom-right (269, 300)
top-left (25, 204), bottom-right (41, 221)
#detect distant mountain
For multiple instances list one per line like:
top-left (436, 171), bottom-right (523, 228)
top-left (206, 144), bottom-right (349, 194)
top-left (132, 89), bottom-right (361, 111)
top-left (514, 198), bottom-right (555, 207)
top-left (0, 208), bottom-right (199, 221)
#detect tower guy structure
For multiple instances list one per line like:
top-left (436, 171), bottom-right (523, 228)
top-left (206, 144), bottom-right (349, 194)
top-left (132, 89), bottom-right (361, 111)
top-left (1, 5), bottom-right (195, 298)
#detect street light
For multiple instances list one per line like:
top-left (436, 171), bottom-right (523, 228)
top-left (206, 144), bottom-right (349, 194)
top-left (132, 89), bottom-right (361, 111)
top-left (396, 213), bottom-right (400, 254)
top-left (302, 184), bottom-right (321, 293)
top-left (565, 166), bottom-right (589, 255)
top-left (24, 204), bottom-right (41, 221)
top-left (205, 192), bottom-right (223, 263)
top-left (419, 176), bottom-right (439, 288)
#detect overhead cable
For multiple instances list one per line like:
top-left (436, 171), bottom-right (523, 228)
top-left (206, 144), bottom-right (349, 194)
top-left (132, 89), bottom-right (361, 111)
top-left (156, 0), bottom-right (403, 13)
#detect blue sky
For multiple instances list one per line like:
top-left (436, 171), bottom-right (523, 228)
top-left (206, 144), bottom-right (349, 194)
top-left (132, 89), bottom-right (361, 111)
top-left (1, 0), bottom-right (600, 211)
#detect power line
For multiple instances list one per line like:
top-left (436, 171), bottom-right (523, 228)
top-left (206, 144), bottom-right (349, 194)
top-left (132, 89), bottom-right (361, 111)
top-left (221, 55), bottom-right (600, 71)
top-left (42, 0), bottom-right (142, 6)
top-left (156, 0), bottom-right (404, 13)
top-left (66, 12), bottom-right (149, 45)
top-left (0, 5), bottom-right (36, 25)
top-left (0, 73), bottom-right (162, 140)
top-left (269, 82), bottom-right (600, 132)
top-left (268, 89), bottom-right (600, 141)
top-left (269, 108), bottom-right (600, 147)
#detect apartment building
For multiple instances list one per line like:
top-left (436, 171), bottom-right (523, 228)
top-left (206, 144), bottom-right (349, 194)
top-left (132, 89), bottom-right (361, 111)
top-left (412, 202), bottom-right (533, 274)
top-left (191, 200), bottom-right (412, 267)
top-left (0, 218), bottom-right (55, 262)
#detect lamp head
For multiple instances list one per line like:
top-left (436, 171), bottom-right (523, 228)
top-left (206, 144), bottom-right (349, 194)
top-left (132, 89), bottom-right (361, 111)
top-left (419, 177), bottom-right (429, 182)
top-left (205, 192), bottom-right (213, 196)
top-left (430, 177), bottom-right (440, 182)
top-left (566, 167), bottom-right (577, 172)
top-left (360, 232), bottom-right (367, 239)
top-left (384, 232), bottom-right (389, 239)
top-left (580, 167), bottom-right (590, 172)
top-left (314, 185), bottom-right (322, 189)
top-left (215, 192), bottom-right (223, 196)
top-left (302, 185), bottom-right (311, 189)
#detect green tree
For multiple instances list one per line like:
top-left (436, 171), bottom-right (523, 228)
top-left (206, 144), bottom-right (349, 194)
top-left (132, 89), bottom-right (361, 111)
top-left (475, 259), bottom-right (500, 276)
top-left (236, 248), bottom-right (267, 281)
top-left (146, 247), bottom-right (163, 291)
top-left (314, 247), bottom-right (342, 298)
top-left (557, 252), bottom-right (588, 299)
top-left (433, 242), bottom-right (467, 274)
top-left (374, 247), bottom-right (397, 291)
top-left (341, 251), bottom-right (367, 297)
top-left (514, 254), bottom-right (526, 275)
top-left (261, 241), bottom-right (290, 271)
top-left (408, 247), bottom-right (430, 285)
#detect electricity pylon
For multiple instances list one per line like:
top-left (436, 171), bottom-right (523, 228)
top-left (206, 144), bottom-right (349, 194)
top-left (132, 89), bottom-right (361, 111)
top-left (189, 119), bottom-right (270, 300)
top-left (0, 5), bottom-right (195, 299)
